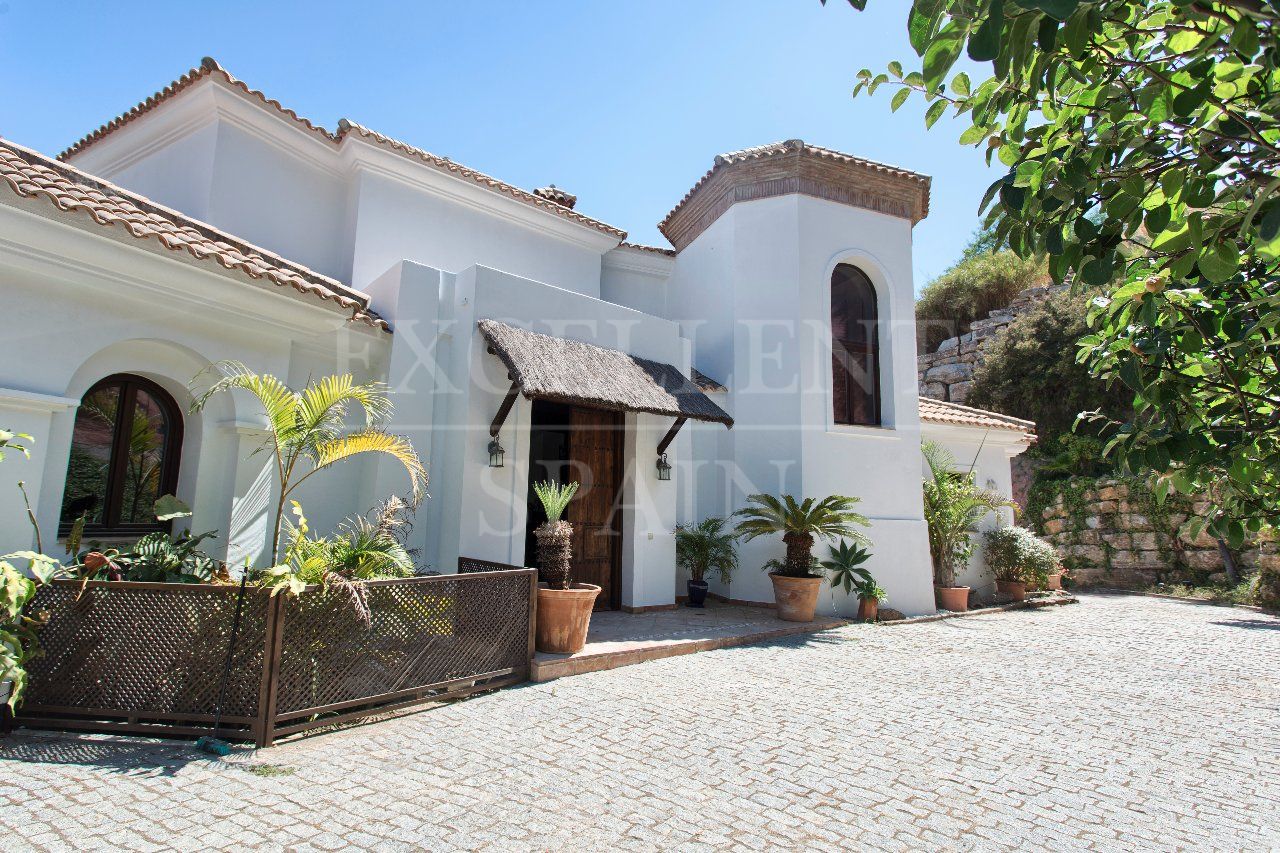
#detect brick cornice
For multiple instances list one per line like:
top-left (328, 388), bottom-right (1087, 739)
top-left (659, 140), bottom-right (930, 251)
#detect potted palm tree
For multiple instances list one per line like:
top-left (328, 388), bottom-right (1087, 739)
top-left (734, 494), bottom-right (870, 622)
top-left (531, 480), bottom-right (598, 654)
top-left (922, 441), bottom-right (1014, 612)
top-left (675, 517), bottom-right (738, 607)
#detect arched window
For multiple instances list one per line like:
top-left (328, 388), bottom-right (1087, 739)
top-left (831, 264), bottom-right (880, 426)
top-left (59, 374), bottom-right (183, 536)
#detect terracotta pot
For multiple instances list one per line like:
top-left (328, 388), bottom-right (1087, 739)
top-left (996, 579), bottom-right (1027, 602)
top-left (856, 596), bottom-right (879, 623)
top-left (1046, 573), bottom-right (1063, 591)
top-left (769, 573), bottom-right (822, 622)
top-left (935, 585), bottom-right (970, 612)
top-left (535, 583), bottom-right (601, 654)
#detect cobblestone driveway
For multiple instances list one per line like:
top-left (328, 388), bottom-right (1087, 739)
top-left (3, 594), bottom-right (1278, 851)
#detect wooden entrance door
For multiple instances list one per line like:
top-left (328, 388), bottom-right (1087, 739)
top-left (566, 407), bottom-right (623, 610)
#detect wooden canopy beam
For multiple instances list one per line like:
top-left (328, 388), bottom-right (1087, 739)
top-left (656, 417), bottom-right (687, 457)
top-left (490, 383), bottom-right (520, 437)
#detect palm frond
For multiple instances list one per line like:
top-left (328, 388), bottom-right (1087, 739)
top-left (675, 517), bottom-right (739, 584)
top-left (733, 493), bottom-right (870, 544)
top-left (307, 429), bottom-right (427, 504)
top-left (297, 374), bottom-right (394, 442)
top-left (190, 361), bottom-right (299, 443)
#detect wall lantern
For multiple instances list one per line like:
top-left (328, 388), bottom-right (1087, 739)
top-left (656, 453), bottom-right (671, 481)
top-left (487, 381), bottom-right (519, 468)
top-left (488, 437), bottom-right (505, 468)
top-left (654, 416), bottom-right (686, 484)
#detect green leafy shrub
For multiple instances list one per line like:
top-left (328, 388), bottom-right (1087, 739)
top-left (967, 288), bottom-right (1130, 449)
top-left (984, 526), bottom-right (1059, 588)
top-left (73, 496), bottom-right (226, 583)
top-left (922, 442), bottom-right (1014, 588)
top-left (1252, 564), bottom-right (1280, 611)
top-left (262, 499), bottom-right (418, 620)
top-left (675, 517), bottom-right (738, 584)
top-left (916, 249), bottom-right (1047, 352)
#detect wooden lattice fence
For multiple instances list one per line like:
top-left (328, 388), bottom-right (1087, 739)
top-left (16, 567), bottom-right (536, 746)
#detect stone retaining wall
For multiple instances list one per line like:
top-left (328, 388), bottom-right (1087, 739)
top-left (917, 285), bottom-right (1061, 404)
top-left (1038, 478), bottom-right (1278, 588)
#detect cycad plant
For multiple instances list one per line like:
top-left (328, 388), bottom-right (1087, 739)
top-left (734, 494), bottom-right (870, 578)
top-left (921, 441), bottom-right (1015, 589)
top-left (532, 480), bottom-right (579, 589)
top-left (192, 362), bottom-right (426, 563)
top-left (675, 517), bottom-right (739, 584)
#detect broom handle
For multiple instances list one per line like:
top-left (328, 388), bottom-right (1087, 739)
top-left (210, 570), bottom-right (250, 742)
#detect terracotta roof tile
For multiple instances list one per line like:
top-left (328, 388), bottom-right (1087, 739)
top-left (1, 138), bottom-right (387, 330)
top-left (618, 241), bottom-right (677, 257)
top-left (59, 57), bottom-right (337, 161)
top-left (59, 58), bottom-right (629, 241)
top-left (336, 120), bottom-right (626, 239)
top-left (660, 138), bottom-right (932, 235)
top-left (532, 185), bottom-right (577, 210)
top-left (918, 398), bottom-right (1035, 439)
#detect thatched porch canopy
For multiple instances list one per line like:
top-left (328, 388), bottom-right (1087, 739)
top-left (477, 319), bottom-right (733, 427)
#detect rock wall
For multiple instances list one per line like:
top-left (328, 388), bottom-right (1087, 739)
top-left (917, 285), bottom-right (1061, 404)
top-left (1038, 477), bottom-right (1277, 588)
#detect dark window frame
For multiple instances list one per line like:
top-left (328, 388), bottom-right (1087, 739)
top-left (59, 374), bottom-right (184, 538)
top-left (831, 264), bottom-right (882, 427)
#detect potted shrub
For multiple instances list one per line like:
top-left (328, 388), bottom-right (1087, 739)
top-left (854, 578), bottom-right (888, 623)
top-left (922, 441), bottom-right (1014, 612)
top-left (984, 526), bottom-right (1058, 602)
top-left (1046, 565), bottom-right (1067, 590)
top-left (734, 494), bottom-right (870, 622)
top-left (820, 540), bottom-right (874, 619)
top-left (531, 480), bottom-right (598, 654)
top-left (675, 517), bottom-right (738, 607)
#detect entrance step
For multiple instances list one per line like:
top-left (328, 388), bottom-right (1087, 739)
top-left (531, 604), bottom-right (848, 682)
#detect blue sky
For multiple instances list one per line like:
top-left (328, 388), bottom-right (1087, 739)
top-left (0, 0), bottom-right (995, 287)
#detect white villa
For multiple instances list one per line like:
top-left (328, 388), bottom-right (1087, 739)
top-left (0, 58), bottom-right (1034, 616)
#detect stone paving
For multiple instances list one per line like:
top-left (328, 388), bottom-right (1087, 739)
top-left (2, 594), bottom-right (1278, 851)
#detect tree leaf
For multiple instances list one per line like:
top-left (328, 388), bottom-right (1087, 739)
top-left (1197, 242), bottom-right (1240, 283)
top-left (925, 99), bottom-right (948, 128)
top-left (923, 21), bottom-right (967, 91)
top-left (968, 0), bottom-right (1004, 62)
top-left (154, 494), bottom-right (192, 522)
top-left (909, 2), bottom-right (942, 56)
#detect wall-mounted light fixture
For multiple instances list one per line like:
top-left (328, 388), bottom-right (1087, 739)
top-left (487, 381), bottom-right (519, 468)
top-left (656, 453), bottom-right (671, 481)
top-left (488, 437), bottom-right (505, 468)
top-left (654, 416), bottom-right (686, 484)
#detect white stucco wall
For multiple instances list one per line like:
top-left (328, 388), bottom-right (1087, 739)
top-left (0, 203), bottom-right (388, 567)
top-left (373, 261), bottom-right (696, 608)
top-left (348, 168), bottom-right (609, 298)
top-left (664, 194), bottom-right (936, 616)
